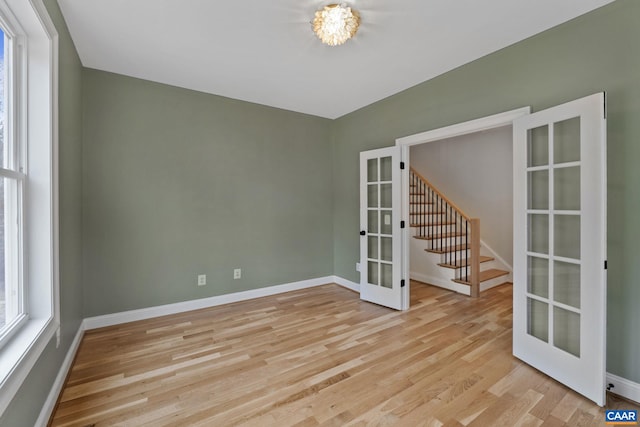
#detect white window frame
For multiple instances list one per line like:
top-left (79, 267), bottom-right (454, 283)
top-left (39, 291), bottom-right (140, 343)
top-left (0, 0), bottom-right (27, 350)
top-left (0, 0), bottom-right (58, 417)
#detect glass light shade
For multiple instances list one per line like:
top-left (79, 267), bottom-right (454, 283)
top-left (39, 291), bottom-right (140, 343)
top-left (312, 3), bottom-right (360, 46)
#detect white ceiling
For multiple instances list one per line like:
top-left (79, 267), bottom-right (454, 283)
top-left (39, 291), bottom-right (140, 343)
top-left (57, 0), bottom-right (615, 119)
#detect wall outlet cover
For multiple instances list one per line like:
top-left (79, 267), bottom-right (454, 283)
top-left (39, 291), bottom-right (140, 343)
top-left (198, 274), bottom-right (207, 286)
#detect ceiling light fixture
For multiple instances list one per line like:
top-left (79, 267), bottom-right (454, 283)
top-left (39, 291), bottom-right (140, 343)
top-left (312, 3), bottom-right (360, 46)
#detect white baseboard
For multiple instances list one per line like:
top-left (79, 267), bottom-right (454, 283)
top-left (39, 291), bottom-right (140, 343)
top-left (410, 272), bottom-right (471, 296)
top-left (83, 276), bottom-right (334, 330)
top-left (35, 324), bottom-right (85, 427)
top-left (332, 276), bottom-right (359, 292)
top-left (607, 373), bottom-right (640, 404)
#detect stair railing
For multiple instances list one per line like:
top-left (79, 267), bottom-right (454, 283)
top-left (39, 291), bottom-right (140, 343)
top-left (409, 168), bottom-right (481, 297)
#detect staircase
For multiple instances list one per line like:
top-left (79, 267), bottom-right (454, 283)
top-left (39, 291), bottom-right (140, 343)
top-left (409, 168), bottom-right (511, 297)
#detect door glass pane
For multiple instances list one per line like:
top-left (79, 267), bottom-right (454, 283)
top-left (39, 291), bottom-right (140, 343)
top-left (380, 183), bottom-right (392, 208)
top-left (367, 210), bottom-right (378, 233)
top-left (381, 263), bottom-right (392, 289)
top-left (528, 256), bottom-right (548, 298)
top-left (380, 210), bottom-right (392, 235)
top-left (554, 117), bottom-right (580, 164)
top-left (554, 307), bottom-right (580, 357)
top-left (368, 261), bottom-right (379, 286)
top-left (367, 159), bottom-right (378, 182)
top-left (554, 166), bottom-right (580, 211)
top-left (381, 236), bottom-right (392, 262)
top-left (368, 184), bottom-right (378, 208)
top-left (380, 156), bottom-right (392, 181)
top-left (554, 261), bottom-right (580, 309)
top-left (528, 125), bottom-right (549, 167)
top-left (528, 298), bottom-right (548, 343)
top-left (528, 214), bottom-right (549, 254)
top-left (367, 236), bottom-right (378, 259)
top-left (528, 170), bottom-right (549, 210)
top-left (554, 215), bottom-right (580, 259)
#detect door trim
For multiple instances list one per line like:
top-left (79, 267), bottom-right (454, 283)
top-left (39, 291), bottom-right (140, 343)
top-left (395, 107), bottom-right (531, 147)
top-left (395, 107), bottom-right (530, 305)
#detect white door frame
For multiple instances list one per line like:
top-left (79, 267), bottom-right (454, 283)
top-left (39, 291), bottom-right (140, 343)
top-left (395, 107), bottom-right (531, 304)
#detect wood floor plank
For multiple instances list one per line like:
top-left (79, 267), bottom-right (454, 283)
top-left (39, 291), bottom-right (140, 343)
top-left (49, 282), bottom-right (639, 426)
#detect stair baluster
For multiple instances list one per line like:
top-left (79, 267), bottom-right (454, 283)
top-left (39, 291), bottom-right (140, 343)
top-left (409, 168), bottom-right (481, 296)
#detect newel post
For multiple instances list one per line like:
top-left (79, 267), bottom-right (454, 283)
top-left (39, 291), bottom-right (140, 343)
top-left (470, 218), bottom-right (481, 298)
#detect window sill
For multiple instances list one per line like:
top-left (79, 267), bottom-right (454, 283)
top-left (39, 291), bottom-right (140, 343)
top-left (0, 317), bottom-right (57, 415)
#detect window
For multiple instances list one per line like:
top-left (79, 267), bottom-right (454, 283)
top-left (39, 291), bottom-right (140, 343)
top-left (0, 19), bottom-right (25, 346)
top-left (0, 0), bottom-right (58, 416)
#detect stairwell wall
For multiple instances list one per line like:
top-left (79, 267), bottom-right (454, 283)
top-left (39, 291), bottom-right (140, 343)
top-left (410, 126), bottom-right (513, 266)
top-left (332, 0), bottom-right (640, 385)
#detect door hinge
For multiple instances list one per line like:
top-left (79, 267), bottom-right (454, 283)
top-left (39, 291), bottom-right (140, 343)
top-left (604, 260), bottom-right (608, 270)
top-left (400, 220), bottom-right (405, 228)
top-left (400, 161), bottom-right (405, 170)
top-left (401, 279), bottom-right (405, 288)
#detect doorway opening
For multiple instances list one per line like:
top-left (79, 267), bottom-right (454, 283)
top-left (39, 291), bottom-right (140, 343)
top-left (396, 108), bottom-right (530, 301)
top-left (408, 125), bottom-right (513, 296)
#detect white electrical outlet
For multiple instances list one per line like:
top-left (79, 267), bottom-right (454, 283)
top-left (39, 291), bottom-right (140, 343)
top-left (197, 274), bottom-right (207, 286)
top-left (233, 268), bottom-right (241, 279)
top-left (356, 262), bottom-right (361, 272)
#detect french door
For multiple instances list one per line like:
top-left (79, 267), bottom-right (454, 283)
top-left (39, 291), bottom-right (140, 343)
top-left (513, 93), bottom-right (607, 405)
top-left (359, 146), bottom-right (407, 310)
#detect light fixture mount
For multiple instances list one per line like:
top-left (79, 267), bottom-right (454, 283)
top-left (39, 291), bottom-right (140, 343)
top-left (312, 3), bottom-right (360, 46)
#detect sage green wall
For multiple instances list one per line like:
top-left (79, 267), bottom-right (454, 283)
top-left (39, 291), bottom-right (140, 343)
top-left (332, 0), bottom-right (640, 383)
top-left (0, 0), bottom-right (84, 425)
top-left (82, 70), bottom-right (333, 317)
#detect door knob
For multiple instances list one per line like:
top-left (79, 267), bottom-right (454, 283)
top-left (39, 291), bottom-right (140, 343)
top-left (360, 230), bottom-right (366, 236)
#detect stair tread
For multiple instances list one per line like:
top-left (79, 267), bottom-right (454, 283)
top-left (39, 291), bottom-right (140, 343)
top-left (438, 256), bottom-right (494, 269)
top-left (425, 243), bottom-right (469, 254)
top-left (413, 232), bottom-right (465, 240)
top-left (452, 268), bottom-right (510, 285)
top-left (411, 221), bottom-right (455, 227)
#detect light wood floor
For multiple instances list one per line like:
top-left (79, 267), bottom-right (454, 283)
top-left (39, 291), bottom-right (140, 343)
top-left (50, 282), bottom-right (637, 426)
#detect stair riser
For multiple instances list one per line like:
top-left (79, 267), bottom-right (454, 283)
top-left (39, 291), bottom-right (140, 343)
top-left (437, 249), bottom-right (470, 262)
top-left (411, 224), bottom-right (459, 234)
top-left (417, 236), bottom-right (470, 248)
top-left (411, 218), bottom-right (470, 227)
top-left (479, 275), bottom-right (512, 292)
top-left (409, 204), bottom-right (448, 213)
top-left (411, 227), bottom-right (467, 249)
top-left (409, 195), bottom-right (431, 204)
top-left (409, 210), bottom-right (450, 217)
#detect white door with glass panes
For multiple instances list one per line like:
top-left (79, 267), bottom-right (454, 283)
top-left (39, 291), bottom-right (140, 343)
top-left (359, 146), bottom-right (407, 310)
top-left (513, 93), bottom-right (606, 406)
